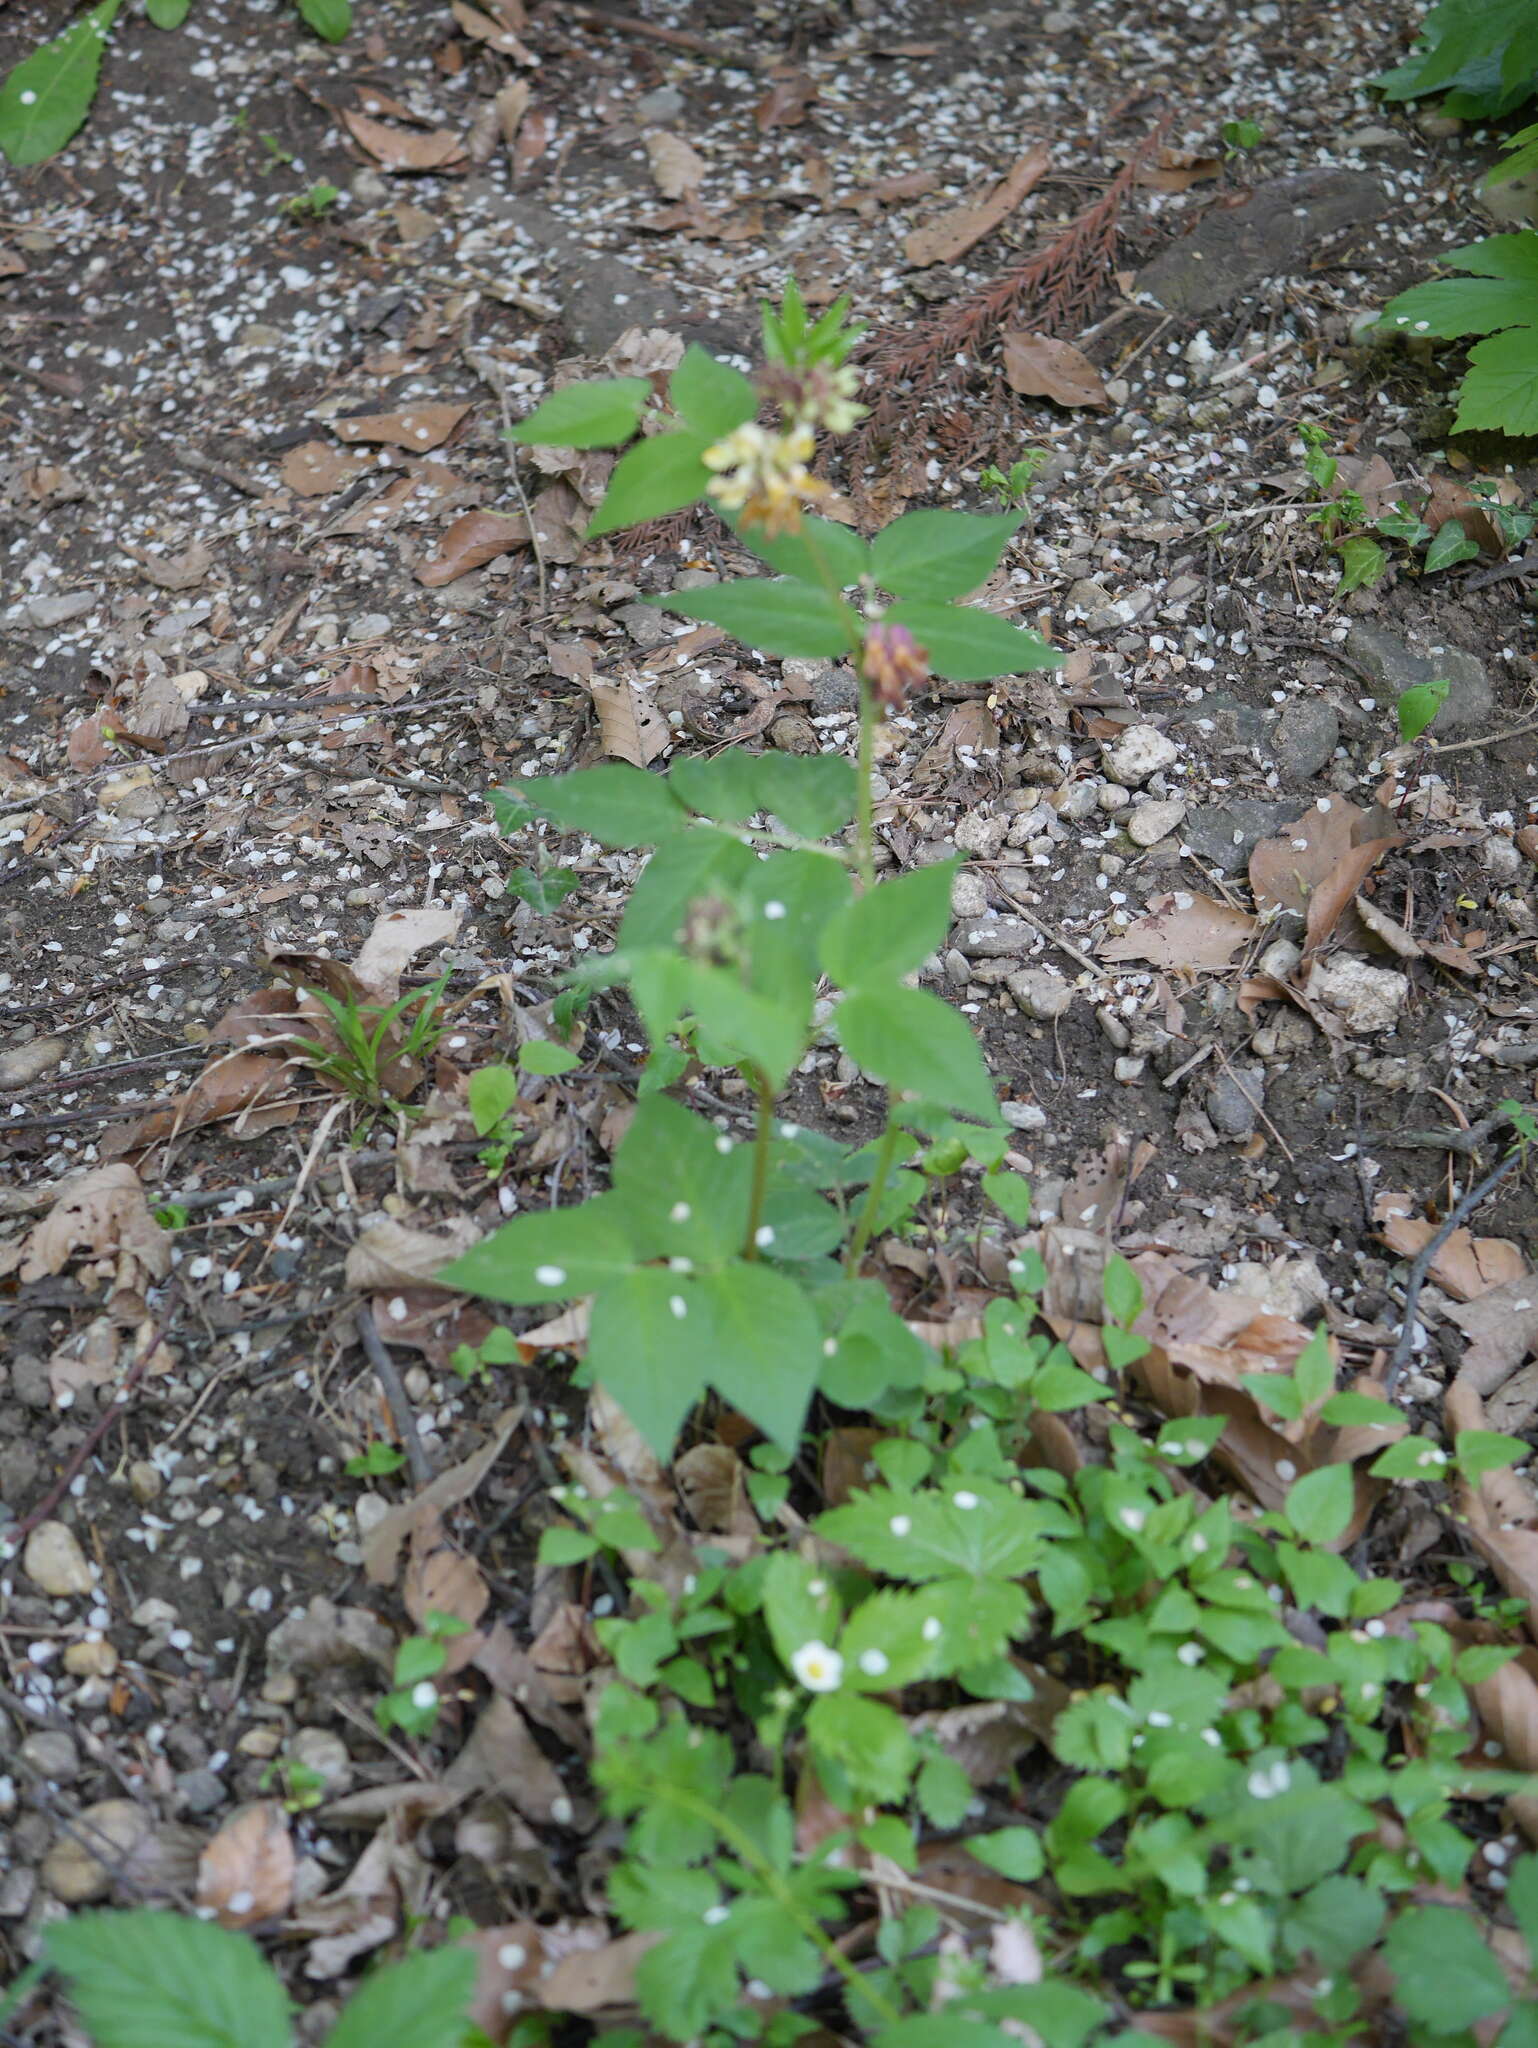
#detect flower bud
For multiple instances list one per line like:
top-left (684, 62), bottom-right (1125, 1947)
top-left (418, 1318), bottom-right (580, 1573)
top-left (861, 621), bottom-right (929, 710)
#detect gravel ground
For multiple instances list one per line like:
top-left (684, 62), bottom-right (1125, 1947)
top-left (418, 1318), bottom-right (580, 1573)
top-left (3, 0), bottom-right (1538, 2016)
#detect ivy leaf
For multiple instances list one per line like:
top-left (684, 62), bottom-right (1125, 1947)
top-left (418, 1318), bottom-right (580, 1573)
top-left (505, 375), bottom-right (652, 449)
top-left (1335, 535), bottom-right (1387, 595)
top-left (820, 859), bottom-right (957, 991)
top-left (871, 509), bottom-right (1022, 600)
top-left (43, 1911), bottom-right (292, 2048)
top-left (884, 597), bottom-right (1062, 681)
top-left (293, 0), bottom-right (351, 38)
top-left (588, 430), bottom-right (714, 535)
top-left (648, 576), bottom-right (856, 659)
top-left (1423, 519), bottom-right (1481, 573)
top-left (668, 344), bottom-right (757, 440)
top-left (836, 983), bottom-right (998, 1122)
top-left (0, 0), bottom-right (120, 166)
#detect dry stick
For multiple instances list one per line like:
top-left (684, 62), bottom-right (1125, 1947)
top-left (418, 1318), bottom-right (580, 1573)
top-left (5, 1289), bottom-right (181, 1553)
top-left (551, 0), bottom-right (762, 67)
top-left (1384, 1148), bottom-right (1524, 1395)
top-left (1428, 714), bottom-right (1538, 762)
top-left (355, 1304), bottom-right (435, 1488)
top-left (987, 870), bottom-right (1104, 977)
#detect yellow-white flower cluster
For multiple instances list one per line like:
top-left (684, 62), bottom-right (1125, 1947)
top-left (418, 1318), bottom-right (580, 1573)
top-left (701, 421), bottom-right (830, 537)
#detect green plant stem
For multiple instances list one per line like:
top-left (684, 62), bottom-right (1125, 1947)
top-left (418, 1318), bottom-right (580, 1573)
top-left (845, 1115), bottom-right (903, 1274)
top-left (854, 665), bottom-right (877, 891)
top-left (654, 1781), bottom-right (904, 2030)
top-left (743, 1067), bottom-right (775, 1260)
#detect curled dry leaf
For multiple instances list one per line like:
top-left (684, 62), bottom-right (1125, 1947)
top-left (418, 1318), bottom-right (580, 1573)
top-left (1446, 1277), bottom-right (1538, 1395)
top-left (1376, 1194), bottom-right (1526, 1303)
top-left (362, 1405), bottom-right (524, 1584)
top-left (404, 1505), bottom-right (490, 1667)
top-left (416, 507), bottom-right (529, 585)
top-left (494, 76), bottom-right (532, 151)
top-left (333, 402), bottom-right (470, 452)
top-left (451, 0), bottom-right (535, 60)
top-left (1136, 147), bottom-right (1223, 191)
top-left (755, 67), bottom-right (818, 131)
top-left (15, 1164), bottom-right (172, 1287)
top-left (127, 539), bottom-right (213, 590)
top-left (587, 676), bottom-right (670, 766)
top-left (1425, 472), bottom-right (1505, 556)
top-left (1248, 800), bottom-right (1399, 959)
top-left (645, 130), bottom-right (706, 198)
top-left (904, 143), bottom-right (1050, 268)
top-left (351, 900), bottom-right (462, 1003)
top-left (1100, 889), bottom-right (1255, 971)
top-left (345, 1215), bottom-right (484, 1293)
top-left (341, 109), bottom-right (467, 173)
top-left (1446, 1373), bottom-right (1538, 1642)
top-left (445, 1695), bottom-right (576, 1827)
top-left (1002, 329), bottom-right (1110, 410)
top-left (196, 1802), bottom-right (296, 1927)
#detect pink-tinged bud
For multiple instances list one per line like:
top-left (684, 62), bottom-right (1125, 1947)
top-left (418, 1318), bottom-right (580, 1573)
top-left (862, 621), bottom-right (929, 709)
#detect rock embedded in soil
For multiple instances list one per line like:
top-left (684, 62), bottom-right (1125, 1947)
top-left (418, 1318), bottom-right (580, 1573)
top-left (1207, 1064), bottom-right (1265, 1138)
top-left (1183, 799), bottom-right (1302, 872)
top-left (1101, 723), bottom-right (1178, 787)
top-left (1136, 170), bottom-right (1389, 314)
top-left (20, 1731), bottom-right (80, 1784)
top-left (0, 1036), bottom-right (68, 1088)
top-left (41, 1799), bottom-right (150, 1903)
top-left (1127, 797), bottom-right (1186, 847)
top-left (957, 916), bottom-right (1036, 959)
top-left (23, 1520), bottom-right (94, 1597)
top-left (1343, 623), bottom-right (1494, 736)
top-left (1306, 955), bottom-right (1410, 1034)
top-left (1274, 700), bottom-right (1340, 780)
top-left (1007, 967), bottom-right (1075, 1020)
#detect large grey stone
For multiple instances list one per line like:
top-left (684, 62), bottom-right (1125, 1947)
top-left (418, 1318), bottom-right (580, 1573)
top-left (1274, 699), bottom-right (1340, 779)
top-left (1182, 799), bottom-right (1301, 872)
top-left (1138, 171), bottom-right (1389, 315)
top-left (1343, 622), bottom-right (1494, 736)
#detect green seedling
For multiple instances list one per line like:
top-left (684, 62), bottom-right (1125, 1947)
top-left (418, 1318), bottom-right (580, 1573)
top-left (286, 968), bottom-right (452, 1112)
top-left (1396, 675), bottom-right (1450, 745)
top-left (282, 179), bottom-right (340, 218)
top-left (1221, 116), bottom-right (1264, 154)
top-left (978, 448), bottom-right (1050, 508)
top-left (376, 1608), bottom-right (471, 1737)
top-left (343, 1440), bottom-right (406, 1479)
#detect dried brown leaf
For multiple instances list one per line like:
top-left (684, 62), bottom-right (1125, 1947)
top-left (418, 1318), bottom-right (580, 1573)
top-left (451, 0), bottom-right (535, 60)
top-left (1425, 472), bottom-right (1505, 557)
top-left (1447, 1375), bottom-right (1538, 1641)
top-left (1136, 147), bottom-right (1223, 191)
top-left (128, 540), bottom-right (212, 590)
top-left (445, 1695), bottom-right (576, 1827)
top-left (1100, 889), bottom-right (1255, 970)
top-left (333, 402), bottom-right (470, 452)
top-left (416, 507), bottom-right (529, 584)
top-left (1378, 1204), bottom-right (1527, 1303)
top-left (755, 67), bottom-right (817, 131)
top-left (904, 144), bottom-right (1050, 267)
top-left (341, 110), bottom-right (467, 173)
top-left (362, 1406), bottom-right (524, 1584)
top-left (345, 1216), bottom-right (483, 1292)
top-left (350, 901), bottom-right (462, 1003)
top-left (196, 1802), bottom-right (295, 1927)
top-left (646, 131), bottom-right (706, 198)
top-left (1002, 329), bottom-right (1109, 410)
top-left (18, 1165), bottom-right (172, 1287)
top-left (1446, 1278), bottom-right (1538, 1396)
top-left (587, 676), bottom-right (670, 766)
top-left (494, 76), bottom-right (531, 150)
top-left (280, 440), bottom-right (370, 496)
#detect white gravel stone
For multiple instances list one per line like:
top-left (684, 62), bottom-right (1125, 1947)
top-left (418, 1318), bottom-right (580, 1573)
top-left (950, 870), bottom-right (989, 918)
top-left (1007, 968), bottom-right (1075, 1020)
top-left (953, 812), bottom-right (1008, 859)
top-left (1258, 938), bottom-right (1303, 982)
top-left (22, 1521), bottom-right (94, 1597)
top-left (1127, 797), bottom-right (1186, 847)
top-left (1102, 723), bottom-right (1179, 787)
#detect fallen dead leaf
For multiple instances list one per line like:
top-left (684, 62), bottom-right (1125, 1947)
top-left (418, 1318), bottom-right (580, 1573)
top-left (281, 439), bottom-right (371, 496)
top-left (196, 1802), bottom-right (295, 1927)
top-left (13, 1164), bottom-right (172, 1288)
top-left (494, 76), bottom-right (531, 151)
top-left (415, 509), bottom-right (528, 589)
top-left (1136, 147), bottom-right (1223, 191)
top-left (1100, 890), bottom-right (1255, 971)
top-left (127, 539), bottom-right (212, 590)
top-left (352, 900), bottom-right (463, 1003)
top-left (1425, 472), bottom-right (1505, 557)
top-left (834, 168), bottom-right (940, 212)
top-left (333, 402), bottom-right (470, 452)
top-left (587, 676), bottom-right (670, 766)
top-left (344, 1215), bottom-right (484, 1292)
top-left (451, 0), bottom-right (535, 60)
top-left (755, 67), bottom-right (817, 131)
top-left (645, 131), bottom-right (706, 198)
top-left (362, 1406), bottom-right (524, 1584)
top-left (445, 1694), bottom-right (577, 1827)
top-left (904, 143), bottom-right (1049, 268)
top-left (1376, 1197), bottom-right (1527, 1303)
top-left (341, 109), bottom-right (467, 173)
top-left (1447, 1373), bottom-right (1538, 1643)
top-left (1001, 330), bottom-right (1110, 410)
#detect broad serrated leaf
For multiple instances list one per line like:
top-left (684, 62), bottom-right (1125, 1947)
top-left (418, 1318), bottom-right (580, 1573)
top-left (588, 1267), bottom-right (716, 1456)
top-left (293, 0), bottom-right (351, 40)
top-left (588, 429), bottom-right (713, 534)
top-left (1446, 230), bottom-right (1538, 282)
top-left (871, 509), bottom-right (1022, 600)
top-left (807, 1690), bottom-right (915, 1803)
top-left (609, 1095), bottom-right (753, 1263)
top-left (668, 748), bottom-right (768, 823)
top-left (668, 344), bottom-right (757, 439)
top-left (518, 762), bottom-right (688, 848)
top-left (1456, 325), bottom-right (1538, 435)
top-left (738, 846), bottom-right (853, 992)
top-left (725, 509), bottom-right (871, 588)
top-left (1380, 273), bottom-right (1538, 338)
top-left (618, 823), bottom-right (755, 951)
top-left (649, 576), bottom-right (856, 658)
top-left (440, 1193), bottom-right (639, 1303)
top-left (1383, 1904), bottom-right (1511, 2034)
top-left (505, 376), bottom-right (651, 449)
top-left (884, 597), bottom-right (1062, 681)
top-left (699, 1262), bottom-right (822, 1449)
top-left (44, 1911), bottom-right (291, 2048)
top-left (818, 1479), bottom-right (1047, 1581)
top-left (820, 858), bottom-right (957, 991)
top-left (836, 983), bottom-right (998, 1121)
top-left (327, 1948), bottom-right (477, 2048)
top-left (682, 959), bottom-right (809, 1087)
top-left (751, 751), bottom-right (858, 837)
top-left (0, 0), bottom-right (120, 167)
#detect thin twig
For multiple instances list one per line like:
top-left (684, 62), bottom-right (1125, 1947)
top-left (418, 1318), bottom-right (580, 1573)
top-left (988, 871), bottom-right (1104, 977)
top-left (356, 1304), bottom-right (434, 1488)
top-left (1384, 1149), bottom-right (1524, 1394)
top-left (553, 1), bottom-right (762, 67)
top-left (1428, 714), bottom-right (1538, 762)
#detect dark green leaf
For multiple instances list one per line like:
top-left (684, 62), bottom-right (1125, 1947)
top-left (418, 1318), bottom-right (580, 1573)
top-left (819, 859), bottom-right (957, 990)
top-left (1423, 519), bottom-right (1481, 573)
top-left (1284, 1463), bottom-right (1355, 1546)
top-left (504, 376), bottom-right (651, 449)
top-left (588, 430), bottom-right (713, 534)
top-left (884, 598), bottom-right (1062, 681)
top-left (649, 577), bottom-right (856, 659)
top-left (0, 0), bottom-right (120, 166)
top-left (588, 1268), bottom-right (715, 1457)
top-left (700, 1262), bottom-right (822, 1449)
top-left (738, 847), bottom-right (853, 993)
top-left (609, 1095), bottom-right (753, 1264)
top-left (44, 1911), bottom-right (291, 2048)
top-left (871, 509), bottom-right (1022, 600)
top-left (725, 509), bottom-right (871, 588)
top-left (1383, 1905), bottom-right (1511, 2034)
top-left (966, 1827), bottom-right (1044, 1881)
top-left (1335, 535), bottom-right (1387, 595)
top-left (146, 0), bottom-right (192, 24)
top-left (293, 0), bottom-right (351, 40)
top-left (1509, 1854), bottom-right (1538, 1963)
top-left (327, 1949), bottom-right (477, 2048)
top-left (518, 762), bottom-right (688, 848)
top-left (681, 959), bottom-right (809, 1087)
top-left (619, 824), bottom-right (754, 952)
top-left (751, 752), bottom-right (858, 837)
top-left (668, 749), bottom-right (768, 824)
top-left (668, 344), bottom-right (757, 439)
top-left (837, 984), bottom-right (997, 1121)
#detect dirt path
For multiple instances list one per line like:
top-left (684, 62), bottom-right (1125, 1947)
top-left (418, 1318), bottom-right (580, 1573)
top-left (2, 0), bottom-right (1537, 2014)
